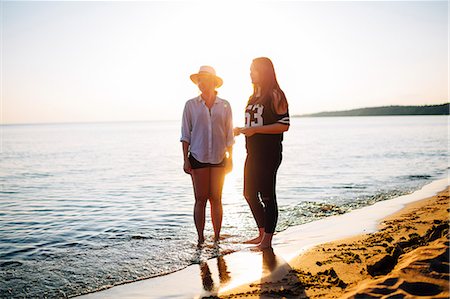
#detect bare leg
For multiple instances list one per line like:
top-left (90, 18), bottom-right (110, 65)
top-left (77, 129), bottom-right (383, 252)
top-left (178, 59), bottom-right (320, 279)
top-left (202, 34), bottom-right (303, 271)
top-left (257, 232), bottom-right (274, 250)
top-left (243, 192), bottom-right (266, 244)
top-left (210, 167), bottom-right (225, 241)
top-left (191, 168), bottom-right (210, 244)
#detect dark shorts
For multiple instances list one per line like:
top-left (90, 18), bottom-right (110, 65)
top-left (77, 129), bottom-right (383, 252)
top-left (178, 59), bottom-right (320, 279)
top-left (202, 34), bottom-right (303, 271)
top-left (189, 154), bottom-right (225, 170)
top-left (244, 152), bottom-right (282, 198)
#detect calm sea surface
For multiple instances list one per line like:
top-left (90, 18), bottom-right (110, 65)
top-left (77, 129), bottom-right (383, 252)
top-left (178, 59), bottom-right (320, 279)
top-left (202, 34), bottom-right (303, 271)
top-left (1, 116), bottom-right (448, 298)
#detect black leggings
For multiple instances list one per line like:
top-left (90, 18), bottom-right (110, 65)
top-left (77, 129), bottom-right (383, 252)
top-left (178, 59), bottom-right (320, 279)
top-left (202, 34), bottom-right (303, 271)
top-left (243, 152), bottom-right (282, 234)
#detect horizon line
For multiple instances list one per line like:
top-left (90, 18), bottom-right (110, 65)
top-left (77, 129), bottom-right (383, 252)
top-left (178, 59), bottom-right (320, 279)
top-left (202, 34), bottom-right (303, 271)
top-left (2, 102), bottom-right (448, 126)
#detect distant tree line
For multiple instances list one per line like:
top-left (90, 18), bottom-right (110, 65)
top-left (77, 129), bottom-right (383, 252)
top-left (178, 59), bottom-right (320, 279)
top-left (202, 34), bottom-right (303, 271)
top-left (296, 103), bottom-right (449, 117)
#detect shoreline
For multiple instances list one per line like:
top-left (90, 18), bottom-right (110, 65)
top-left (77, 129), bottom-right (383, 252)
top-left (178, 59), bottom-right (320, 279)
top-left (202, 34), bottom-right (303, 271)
top-left (76, 179), bottom-right (449, 298)
top-left (220, 187), bottom-right (449, 298)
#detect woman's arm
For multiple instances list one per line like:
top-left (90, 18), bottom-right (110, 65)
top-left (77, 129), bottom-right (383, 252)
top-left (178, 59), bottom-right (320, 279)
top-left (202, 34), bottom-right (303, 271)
top-left (236, 90), bottom-right (290, 137)
top-left (239, 123), bottom-right (289, 137)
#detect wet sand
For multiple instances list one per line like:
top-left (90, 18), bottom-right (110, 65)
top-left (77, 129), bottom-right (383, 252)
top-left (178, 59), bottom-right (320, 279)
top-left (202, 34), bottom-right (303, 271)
top-left (77, 180), bottom-right (449, 299)
top-left (220, 187), bottom-right (449, 299)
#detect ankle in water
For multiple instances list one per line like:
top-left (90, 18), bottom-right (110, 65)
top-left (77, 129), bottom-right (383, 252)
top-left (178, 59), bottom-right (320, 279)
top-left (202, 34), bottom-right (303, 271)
top-left (244, 236), bottom-right (262, 244)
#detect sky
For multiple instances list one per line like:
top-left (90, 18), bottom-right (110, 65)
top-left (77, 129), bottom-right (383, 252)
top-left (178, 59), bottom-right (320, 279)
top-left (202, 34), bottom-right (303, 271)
top-left (1, 0), bottom-right (448, 124)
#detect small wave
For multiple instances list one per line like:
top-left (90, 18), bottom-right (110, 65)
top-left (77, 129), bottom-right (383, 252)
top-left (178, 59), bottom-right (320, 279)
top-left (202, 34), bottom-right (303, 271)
top-left (0, 260), bottom-right (23, 268)
top-left (332, 185), bottom-right (367, 190)
top-left (21, 172), bottom-right (53, 178)
top-left (278, 188), bottom-right (415, 232)
top-left (0, 191), bottom-right (19, 194)
top-left (59, 242), bottom-right (82, 249)
top-left (130, 235), bottom-right (154, 240)
top-left (0, 247), bottom-right (36, 259)
top-left (406, 174), bottom-right (433, 180)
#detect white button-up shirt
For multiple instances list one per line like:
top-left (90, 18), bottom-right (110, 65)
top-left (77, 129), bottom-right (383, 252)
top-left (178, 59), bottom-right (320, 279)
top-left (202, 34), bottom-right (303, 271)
top-left (180, 96), bottom-right (234, 164)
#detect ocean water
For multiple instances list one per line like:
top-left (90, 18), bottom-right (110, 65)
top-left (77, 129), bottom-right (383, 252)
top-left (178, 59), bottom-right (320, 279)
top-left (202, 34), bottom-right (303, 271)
top-left (0, 116), bottom-right (448, 298)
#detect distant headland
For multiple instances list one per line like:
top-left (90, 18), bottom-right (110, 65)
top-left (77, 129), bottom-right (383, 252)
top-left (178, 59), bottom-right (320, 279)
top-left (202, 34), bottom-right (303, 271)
top-left (295, 103), bottom-right (449, 117)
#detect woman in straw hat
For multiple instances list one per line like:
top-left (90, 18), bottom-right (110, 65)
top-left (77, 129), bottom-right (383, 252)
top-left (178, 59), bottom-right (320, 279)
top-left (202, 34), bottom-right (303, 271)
top-left (234, 57), bottom-right (290, 250)
top-left (180, 66), bottom-right (234, 245)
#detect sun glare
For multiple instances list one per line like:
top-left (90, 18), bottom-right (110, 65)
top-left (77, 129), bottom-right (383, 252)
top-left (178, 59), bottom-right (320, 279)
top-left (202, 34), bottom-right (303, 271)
top-left (223, 137), bottom-right (246, 204)
top-left (171, 1), bottom-right (275, 120)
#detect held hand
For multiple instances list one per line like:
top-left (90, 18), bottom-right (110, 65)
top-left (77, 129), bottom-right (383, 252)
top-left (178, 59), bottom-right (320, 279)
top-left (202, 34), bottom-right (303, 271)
top-left (183, 159), bottom-right (192, 175)
top-left (233, 127), bottom-right (243, 137)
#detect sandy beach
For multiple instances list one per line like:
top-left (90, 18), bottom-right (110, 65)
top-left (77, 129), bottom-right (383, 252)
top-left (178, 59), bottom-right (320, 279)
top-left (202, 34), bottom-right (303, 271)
top-left (220, 187), bottom-right (449, 299)
top-left (76, 179), bottom-right (449, 299)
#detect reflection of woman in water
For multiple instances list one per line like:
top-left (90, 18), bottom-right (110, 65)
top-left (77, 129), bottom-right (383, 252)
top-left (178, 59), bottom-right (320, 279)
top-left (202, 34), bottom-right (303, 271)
top-left (199, 255), bottom-right (231, 292)
top-left (181, 66), bottom-right (234, 245)
top-left (235, 57), bottom-right (290, 250)
top-left (217, 255), bottom-right (231, 284)
top-left (200, 261), bottom-right (214, 291)
top-left (262, 247), bottom-right (277, 274)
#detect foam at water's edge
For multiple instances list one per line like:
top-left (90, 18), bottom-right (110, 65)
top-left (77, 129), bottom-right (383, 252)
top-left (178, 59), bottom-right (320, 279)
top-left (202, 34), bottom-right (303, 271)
top-left (275, 178), bottom-right (449, 261)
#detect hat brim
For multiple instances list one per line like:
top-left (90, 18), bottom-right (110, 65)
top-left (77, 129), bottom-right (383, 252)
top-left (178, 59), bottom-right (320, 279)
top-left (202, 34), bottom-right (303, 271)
top-left (190, 73), bottom-right (223, 88)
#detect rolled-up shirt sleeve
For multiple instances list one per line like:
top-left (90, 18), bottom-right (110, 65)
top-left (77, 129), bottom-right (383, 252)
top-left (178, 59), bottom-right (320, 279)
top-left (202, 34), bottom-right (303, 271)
top-left (180, 102), bottom-right (191, 143)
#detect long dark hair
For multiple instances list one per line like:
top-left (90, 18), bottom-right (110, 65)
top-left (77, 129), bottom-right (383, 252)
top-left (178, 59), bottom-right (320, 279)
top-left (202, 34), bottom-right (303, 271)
top-left (248, 57), bottom-right (288, 111)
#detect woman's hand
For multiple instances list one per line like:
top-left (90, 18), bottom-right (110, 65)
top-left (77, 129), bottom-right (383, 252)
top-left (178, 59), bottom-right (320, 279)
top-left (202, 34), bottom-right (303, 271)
top-left (183, 159), bottom-right (192, 174)
top-left (233, 127), bottom-right (243, 136)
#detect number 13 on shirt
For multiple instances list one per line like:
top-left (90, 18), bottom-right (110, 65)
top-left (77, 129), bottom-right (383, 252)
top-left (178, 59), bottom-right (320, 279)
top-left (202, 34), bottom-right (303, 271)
top-left (245, 104), bottom-right (264, 127)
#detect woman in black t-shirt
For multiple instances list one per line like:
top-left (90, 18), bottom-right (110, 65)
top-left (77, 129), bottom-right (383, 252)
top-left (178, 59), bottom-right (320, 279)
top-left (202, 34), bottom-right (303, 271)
top-left (234, 57), bottom-right (290, 250)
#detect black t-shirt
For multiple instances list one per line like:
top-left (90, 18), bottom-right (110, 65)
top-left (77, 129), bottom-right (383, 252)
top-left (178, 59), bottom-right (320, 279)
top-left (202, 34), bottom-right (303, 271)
top-left (244, 99), bottom-right (290, 156)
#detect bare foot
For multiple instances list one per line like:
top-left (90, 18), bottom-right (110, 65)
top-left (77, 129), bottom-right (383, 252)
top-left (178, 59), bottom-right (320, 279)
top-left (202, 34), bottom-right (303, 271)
top-left (249, 245), bottom-right (261, 251)
top-left (197, 238), bottom-right (205, 248)
top-left (258, 243), bottom-right (272, 250)
top-left (250, 243), bottom-right (272, 251)
top-left (244, 236), bottom-right (262, 244)
top-left (256, 233), bottom-right (273, 250)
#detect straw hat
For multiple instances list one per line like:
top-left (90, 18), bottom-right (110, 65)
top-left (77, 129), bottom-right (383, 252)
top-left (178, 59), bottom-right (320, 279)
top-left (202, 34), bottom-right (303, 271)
top-left (190, 66), bottom-right (223, 88)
